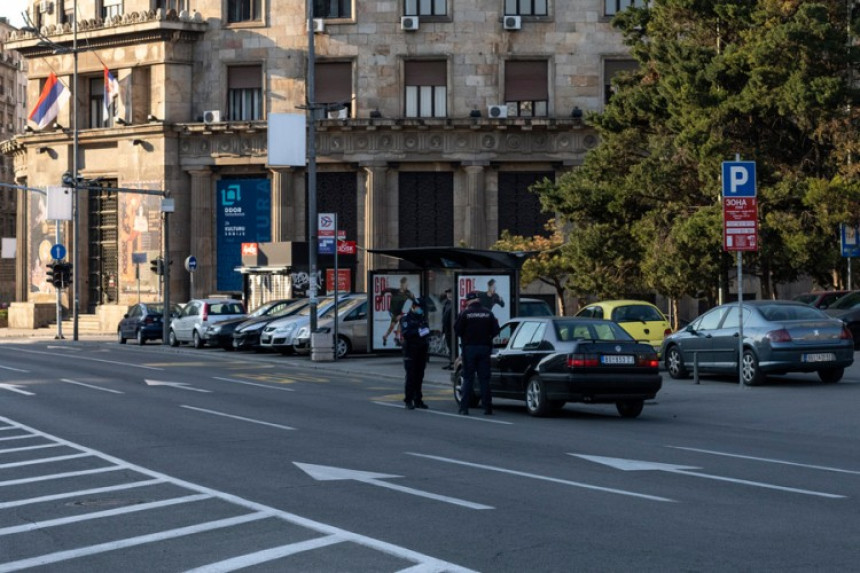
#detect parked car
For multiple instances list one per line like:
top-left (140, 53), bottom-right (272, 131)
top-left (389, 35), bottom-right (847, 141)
top-left (232, 299), bottom-right (311, 351)
top-left (205, 298), bottom-right (298, 350)
top-left (575, 300), bottom-right (671, 354)
top-left (294, 296), bottom-right (369, 359)
top-left (168, 298), bottom-right (246, 348)
top-left (452, 317), bottom-right (662, 418)
top-left (117, 302), bottom-right (181, 345)
top-left (662, 300), bottom-right (854, 386)
top-left (823, 291), bottom-right (860, 349)
top-left (259, 294), bottom-right (364, 354)
top-left (793, 290), bottom-right (851, 310)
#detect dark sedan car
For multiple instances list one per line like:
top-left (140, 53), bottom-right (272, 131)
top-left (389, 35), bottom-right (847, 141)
top-left (206, 298), bottom-right (299, 350)
top-left (232, 298), bottom-right (311, 350)
top-left (823, 291), bottom-right (860, 349)
top-left (117, 302), bottom-right (181, 345)
top-left (452, 317), bottom-right (662, 418)
top-left (662, 300), bottom-right (854, 385)
top-left (793, 290), bottom-right (851, 310)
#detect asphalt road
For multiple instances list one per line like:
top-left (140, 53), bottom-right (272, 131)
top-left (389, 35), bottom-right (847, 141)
top-left (1, 339), bottom-right (859, 572)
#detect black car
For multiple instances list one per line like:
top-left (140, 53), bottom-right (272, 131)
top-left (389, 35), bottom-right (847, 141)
top-left (824, 291), bottom-right (860, 349)
top-left (117, 302), bottom-right (181, 345)
top-left (233, 298), bottom-right (311, 350)
top-left (452, 317), bottom-right (662, 418)
top-left (206, 298), bottom-right (299, 350)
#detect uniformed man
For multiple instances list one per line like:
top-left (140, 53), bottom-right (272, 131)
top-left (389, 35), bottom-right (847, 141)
top-left (454, 291), bottom-right (500, 415)
top-left (400, 297), bottom-right (431, 410)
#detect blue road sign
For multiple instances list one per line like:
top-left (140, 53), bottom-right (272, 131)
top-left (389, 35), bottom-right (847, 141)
top-left (722, 161), bottom-right (757, 197)
top-left (186, 255), bottom-right (198, 272)
top-left (318, 238), bottom-right (335, 255)
top-left (50, 244), bottom-right (66, 260)
top-left (841, 224), bottom-right (860, 257)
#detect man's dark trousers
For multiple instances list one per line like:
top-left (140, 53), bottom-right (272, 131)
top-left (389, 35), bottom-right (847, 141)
top-left (461, 344), bottom-right (492, 412)
top-left (404, 343), bottom-right (428, 405)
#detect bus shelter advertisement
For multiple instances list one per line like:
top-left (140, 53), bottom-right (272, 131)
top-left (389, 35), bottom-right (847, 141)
top-left (456, 274), bottom-right (511, 324)
top-left (371, 273), bottom-right (421, 351)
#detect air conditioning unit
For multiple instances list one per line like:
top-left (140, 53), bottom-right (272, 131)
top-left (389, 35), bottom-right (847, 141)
top-left (503, 15), bottom-right (522, 30)
top-left (202, 110), bottom-right (221, 124)
top-left (39, 0), bottom-right (53, 14)
top-left (327, 108), bottom-right (348, 119)
top-left (311, 18), bottom-right (325, 33)
top-left (487, 105), bottom-right (508, 119)
top-left (401, 16), bottom-right (419, 31)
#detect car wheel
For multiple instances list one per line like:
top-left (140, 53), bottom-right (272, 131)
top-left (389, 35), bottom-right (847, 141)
top-left (335, 335), bottom-right (351, 359)
top-left (453, 367), bottom-right (480, 408)
top-left (741, 349), bottom-right (764, 386)
top-left (136, 329), bottom-right (146, 345)
top-left (818, 367), bottom-right (844, 384)
top-left (193, 330), bottom-right (204, 349)
top-left (168, 329), bottom-right (179, 347)
top-left (525, 376), bottom-right (550, 417)
top-left (665, 346), bottom-right (688, 379)
top-left (117, 329), bottom-right (126, 344)
top-left (616, 399), bottom-right (644, 418)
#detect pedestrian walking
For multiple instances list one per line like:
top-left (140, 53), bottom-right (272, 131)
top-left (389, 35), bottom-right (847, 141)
top-left (400, 297), bottom-right (431, 410)
top-left (441, 288), bottom-right (454, 370)
top-left (454, 291), bottom-right (500, 415)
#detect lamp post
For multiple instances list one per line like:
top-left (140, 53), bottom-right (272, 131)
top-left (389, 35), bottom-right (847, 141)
top-left (306, 0), bottom-right (318, 334)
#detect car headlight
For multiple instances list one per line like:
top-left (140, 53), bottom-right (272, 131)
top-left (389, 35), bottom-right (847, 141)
top-left (274, 323), bottom-right (298, 335)
top-left (244, 323), bottom-right (266, 333)
top-left (296, 326), bottom-right (310, 339)
top-left (208, 325), bottom-right (221, 334)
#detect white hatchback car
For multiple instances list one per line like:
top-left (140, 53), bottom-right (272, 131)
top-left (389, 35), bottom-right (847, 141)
top-left (169, 298), bottom-right (246, 348)
top-left (260, 294), bottom-right (363, 355)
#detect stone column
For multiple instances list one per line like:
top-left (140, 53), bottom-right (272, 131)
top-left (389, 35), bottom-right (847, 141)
top-left (270, 167), bottom-right (294, 242)
top-left (14, 184), bottom-right (27, 302)
top-left (463, 163), bottom-right (487, 249)
top-left (362, 163), bottom-right (388, 276)
top-left (188, 168), bottom-right (214, 296)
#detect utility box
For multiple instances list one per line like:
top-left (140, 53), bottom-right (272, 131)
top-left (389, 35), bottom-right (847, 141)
top-left (311, 328), bottom-right (334, 362)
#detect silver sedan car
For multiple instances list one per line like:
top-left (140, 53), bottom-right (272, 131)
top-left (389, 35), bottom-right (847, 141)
top-left (661, 300), bottom-right (854, 385)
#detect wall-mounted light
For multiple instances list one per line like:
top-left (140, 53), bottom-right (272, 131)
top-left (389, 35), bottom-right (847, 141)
top-left (146, 114), bottom-right (160, 123)
top-left (37, 146), bottom-right (50, 154)
top-left (24, 125), bottom-right (34, 133)
top-left (52, 122), bottom-right (64, 130)
top-left (132, 139), bottom-right (144, 146)
top-left (115, 117), bottom-right (128, 125)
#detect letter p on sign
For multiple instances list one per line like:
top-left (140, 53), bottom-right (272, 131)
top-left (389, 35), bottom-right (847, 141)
top-left (722, 161), bottom-right (756, 198)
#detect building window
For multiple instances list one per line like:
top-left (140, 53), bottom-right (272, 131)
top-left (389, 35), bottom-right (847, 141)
top-left (89, 76), bottom-right (113, 128)
top-left (405, 60), bottom-right (447, 118)
top-left (404, 0), bottom-right (446, 17)
top-left (604, 59), bottom-right (638, 104)
top-left (313, 0), bottom-right (351, 19)
top-left (60, 0), bottom-right (74, 24)
top-left (398, 172), bottom-right (454, 248)
top-left (228, 65), bottom-right (263, 121)
top-left (101, 0), bottom-right (123, 19)
top-left (504, 60), bottom-right (548, 117)
top-left (498, 172), bottom-right (554, 239)
top-left (155, 0), bottom-right (189, 11)
top-left (227, 0), bottom-right (262, 22)
top-left (504, 0), bottom-right (547, 16)
top-left (605, 0), bottom-right (647, 16)
top-left (316, 62), bottom-right (352, 118)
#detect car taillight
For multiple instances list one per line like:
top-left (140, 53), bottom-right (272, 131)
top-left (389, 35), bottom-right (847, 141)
top-left (663, 328), bottom-right (672, 338)
top-left (637, 354), bottom-right (659, 368)
top-left (202, 304), bottom-right (208, 321)
top-left (840, 326), bottom-right (853, 340)
top-left (766, 328), bottom-right (792, 342)
top-left (143, 316), bottom-right (154, 325)
top-left (568, 354), bottom-right (598, 368)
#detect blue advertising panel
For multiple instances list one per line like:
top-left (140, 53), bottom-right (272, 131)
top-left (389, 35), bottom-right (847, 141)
top-left (216, 179), bottom-right (271, 291)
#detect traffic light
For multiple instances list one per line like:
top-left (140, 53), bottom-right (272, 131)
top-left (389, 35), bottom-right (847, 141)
top-left (59, 263), bottom-right (72, 288)
top-left (46, 262), bottom-right (65, 289)
top-left (46, 263), bottom-right (57, 288)
top-left (150, 257), bottom-right (163, 276)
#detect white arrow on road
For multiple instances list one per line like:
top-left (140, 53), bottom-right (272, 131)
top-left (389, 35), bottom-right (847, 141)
top-left (571, 454), bottom-right (845, 499)
top-left (0, 384), bottom-right (35, 396)
top-left (294, 462), bottom-right (493, 510)
top-left (144, 379), bottom-right (211, 393)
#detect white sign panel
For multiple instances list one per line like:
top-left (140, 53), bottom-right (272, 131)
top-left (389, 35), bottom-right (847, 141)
top-left (46, 186), bottom-right (73, 221)
top-left (1, 237), bottom-right (16, 259)
top-left (267, 113), bottom-right (307, 167)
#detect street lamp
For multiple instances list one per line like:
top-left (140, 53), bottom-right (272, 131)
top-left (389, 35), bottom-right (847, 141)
top-left (306, 0), bottom-right (319, 334)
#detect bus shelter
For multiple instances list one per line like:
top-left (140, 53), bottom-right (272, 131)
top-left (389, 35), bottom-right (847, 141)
top-left (367, 247), bottom-right (534, 356)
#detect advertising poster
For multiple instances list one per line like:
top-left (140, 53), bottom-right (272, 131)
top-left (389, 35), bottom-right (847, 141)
top-left (216, 179), bottom-right (271, 292)
top-left (118, 185), bottom-right (162, 297)
top-left (456, 274), bottom-right (511, 324)
top-left (27, 192), bottom-right (53, 295)
top-left (371, 273), bottom-right (420, 350)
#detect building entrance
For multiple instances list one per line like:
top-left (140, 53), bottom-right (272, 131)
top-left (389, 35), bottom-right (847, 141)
top-left (87, 181), bottom-right (119, 311)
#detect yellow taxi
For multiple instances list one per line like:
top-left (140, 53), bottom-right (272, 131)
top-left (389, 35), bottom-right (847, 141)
top-left (575, 300), bottom-right (672, 355)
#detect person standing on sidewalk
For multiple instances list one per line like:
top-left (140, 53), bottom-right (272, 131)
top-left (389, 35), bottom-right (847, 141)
top-left (454, 291), bottom-right (500, 415)
top-left (400, 297), bottom-right (431, 410)
top-left (441, 288), bottom-right (454, 370)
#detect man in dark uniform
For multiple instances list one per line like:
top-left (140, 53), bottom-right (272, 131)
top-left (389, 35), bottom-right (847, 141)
top-left (454, 291), bottom-right (500, 415)
top-left (441, 288), bottom-right (454, 369)
top-left (400, 297), bottom-right (431, 410)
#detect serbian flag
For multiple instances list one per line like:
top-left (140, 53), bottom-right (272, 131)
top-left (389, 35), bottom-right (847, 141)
top-left (103, 67), bottom-right (121, 120)
top-left (28, 72), bottom-right (71, 130)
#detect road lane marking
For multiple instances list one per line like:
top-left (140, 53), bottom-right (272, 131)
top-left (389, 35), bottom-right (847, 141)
top-left (0, 434), bottom-right (38, 442)
top-left (0, 384), bottom-right (34, 396)
top-left (144, 379), bottom-right (211, 392)
top-left (212, 376), bottom-right (295, 391)
top-left (667, 446), bottom-right (860, 475)
top-left (0, 479), bottom-right (164, 510)
top-left (373, 401), bottom-right (514, 425)
top-left (0, 453), bottom-right (90, 469)
top-left (184, 534), bottom-right (346, 572)
top-left (572, 454), bottom-right (845, 499)
top-left (0, 365), bottom-right (29, 373)
top-left (61, 379), bottom-right (124, 394)
top-left (409, 453), bottom-right (675, 503)
top-left (295, 462), bottom-right (493, 510)
top-left (10, 348), bottom-right (163, 370)
top-left (180, 406), bottom-right (295, 431)
top-left (0, 443), bottom-right (61, 455)
top-left (0, 494), bottom-right (211, 536)
top-left (0, 466), bottom-right (123, 488)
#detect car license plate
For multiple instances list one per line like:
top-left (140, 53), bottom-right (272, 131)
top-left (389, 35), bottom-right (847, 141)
top-left (803, 352), bottom-right (835, 363)
top-left (601, 355), bottom-right (634, 365)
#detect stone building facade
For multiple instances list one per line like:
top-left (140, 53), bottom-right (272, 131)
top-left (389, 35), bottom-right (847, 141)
top-left (3, 0), bottom-right (641, 328)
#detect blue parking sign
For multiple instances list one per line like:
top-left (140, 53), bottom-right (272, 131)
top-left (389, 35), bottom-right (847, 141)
top-left (841, 224), bottom-right (860, 257)
top-left (722, 161), bottom-right (756, 197)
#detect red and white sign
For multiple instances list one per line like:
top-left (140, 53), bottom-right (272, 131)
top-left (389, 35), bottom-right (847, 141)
top-left (318, 213), bottom-right (336, 237)
top-left (337, 240), bottom-right (356, 255)
top-left (723, 197), bottom-right (758, 252)
top-left (241, 242), bottom-right (259, 256)
top-left (326, 268), bottom-right (352, 293)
